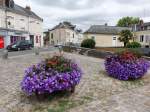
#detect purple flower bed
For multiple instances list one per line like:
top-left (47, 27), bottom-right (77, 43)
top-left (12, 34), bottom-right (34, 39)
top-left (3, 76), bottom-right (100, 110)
top-left (105, 51), bottom-right (150, 81)
top-left (21, 55), bottom-right (82, 96)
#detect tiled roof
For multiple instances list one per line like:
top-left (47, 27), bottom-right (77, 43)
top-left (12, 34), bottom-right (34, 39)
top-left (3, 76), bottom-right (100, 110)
top-left (84, 25), bottom-right (131, 35)
top-left (5, 4), bottom-right (43, 21)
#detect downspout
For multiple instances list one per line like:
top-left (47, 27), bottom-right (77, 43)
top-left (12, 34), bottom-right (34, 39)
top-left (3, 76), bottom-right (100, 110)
top-left (5, 7), bottom-right (9, 47)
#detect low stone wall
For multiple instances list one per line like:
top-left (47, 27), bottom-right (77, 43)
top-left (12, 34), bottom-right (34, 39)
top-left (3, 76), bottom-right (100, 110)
top-left (62, 46), bottom-right (114, 59)
top-left (96, 47), bottom-right (150, 57)
top-left (62, 46), bottom-right (150, 59)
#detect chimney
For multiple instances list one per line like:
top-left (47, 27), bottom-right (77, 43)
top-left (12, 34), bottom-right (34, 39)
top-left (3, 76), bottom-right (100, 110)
top-left (139, 19), bottom-right (144, 31)
top-left (0, 0), bottom-right (5, 6)
top-left (25, 6), bottom-right (31, 11)
top-left (104, 23), bottom-right (108, 26)
top-left (139, 19), bottom-right (144, 25)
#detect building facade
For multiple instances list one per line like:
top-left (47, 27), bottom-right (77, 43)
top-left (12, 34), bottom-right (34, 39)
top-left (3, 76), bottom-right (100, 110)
top-left (84, 25), bottom-right (130, 47)
top-left (133, 21), bottom-right (150, 47)
top-left (0, 0), bottom-right (43, 48)
top-left (48, 22), bottom-right (83, 45)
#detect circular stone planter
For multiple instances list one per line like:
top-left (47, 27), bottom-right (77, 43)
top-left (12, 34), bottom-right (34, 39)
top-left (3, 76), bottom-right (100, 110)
top-left (105, 55), bottom-right (150, 81)
top-left (21, 56), bottom-right (82, 97)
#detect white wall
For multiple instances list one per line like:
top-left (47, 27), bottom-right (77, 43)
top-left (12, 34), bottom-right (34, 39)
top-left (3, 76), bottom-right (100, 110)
top-left (0, 8), bottom-right (6, 28)
top-left (134, 31), bottom-right (150, 46)
top-left (49, 28), bottom-right (83, 45)
top-left (29, 17), bottom-right (43, 47)
top-left (5, 11), bottom-right (43, 47)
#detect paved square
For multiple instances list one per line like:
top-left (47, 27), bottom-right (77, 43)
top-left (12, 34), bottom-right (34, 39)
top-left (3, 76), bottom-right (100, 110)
top-left (0, 52), bottom-right (150, 112)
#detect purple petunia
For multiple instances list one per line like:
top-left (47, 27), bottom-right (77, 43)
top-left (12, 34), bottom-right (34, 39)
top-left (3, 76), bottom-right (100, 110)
top-left (21, 57), bottom-right (82, 96)
top-left (105, 55), bottom-right (150, 81)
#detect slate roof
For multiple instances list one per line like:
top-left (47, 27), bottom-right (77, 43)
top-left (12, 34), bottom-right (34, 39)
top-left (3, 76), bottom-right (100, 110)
top-left (4, 4), bottom-right (43, 21)
top-left (133, 22), bottom-right (150, 31)
top-left (84, 25), bottom-right (131, 35)
top-left (49, 21), bottom-right (76, 31)
top-left (142, 22), bottom-right (150, 27)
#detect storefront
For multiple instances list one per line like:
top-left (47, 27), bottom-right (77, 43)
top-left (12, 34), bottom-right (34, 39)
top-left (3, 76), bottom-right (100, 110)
top-left (7, 30), bottom-right (29, 45)
top-left (10, 36), bottom-right (26, 44)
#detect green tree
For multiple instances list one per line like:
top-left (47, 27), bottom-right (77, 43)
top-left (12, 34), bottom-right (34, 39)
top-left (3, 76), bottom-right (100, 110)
top-left (81, 39), bottom-right (96, 49)
top-left (118, 30), bottom-right (133, 47)
top-left (117, 17), bottom-right (140, 27)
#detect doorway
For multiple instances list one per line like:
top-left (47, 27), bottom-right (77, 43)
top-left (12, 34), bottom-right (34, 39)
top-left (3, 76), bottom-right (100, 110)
top-left (112, 36), bottom-right (117, 46)
top-left (30, 35), bottom-right (34, 47)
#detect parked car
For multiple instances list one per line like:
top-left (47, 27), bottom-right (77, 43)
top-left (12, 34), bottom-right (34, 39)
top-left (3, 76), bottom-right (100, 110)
top-left (7, 40), bottom-right (33, 51)
top-left (54, 43), bottom-right (63, 47)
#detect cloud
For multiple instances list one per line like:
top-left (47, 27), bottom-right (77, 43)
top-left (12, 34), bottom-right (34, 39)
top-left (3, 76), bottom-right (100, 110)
top-left (14, 0), bottom-right (150, 31)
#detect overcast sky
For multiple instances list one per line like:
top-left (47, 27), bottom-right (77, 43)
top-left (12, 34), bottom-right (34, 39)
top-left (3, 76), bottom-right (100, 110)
top-left (14, 0), bottom-right (150, 31)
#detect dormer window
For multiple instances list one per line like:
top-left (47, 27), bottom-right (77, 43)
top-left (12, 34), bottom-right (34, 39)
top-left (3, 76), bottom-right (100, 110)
top-left (20, 19), bottom-right (24, 21)
top-left (5, 0), bottom-right (14, 8)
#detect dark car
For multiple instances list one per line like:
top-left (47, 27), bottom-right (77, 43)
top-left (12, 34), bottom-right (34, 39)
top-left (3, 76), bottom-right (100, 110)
top-left (7, 40), bottom-right (33, 51)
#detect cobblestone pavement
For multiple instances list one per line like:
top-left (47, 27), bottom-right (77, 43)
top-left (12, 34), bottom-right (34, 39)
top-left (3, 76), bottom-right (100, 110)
top-left (0, 52), bottom-right (150, 112)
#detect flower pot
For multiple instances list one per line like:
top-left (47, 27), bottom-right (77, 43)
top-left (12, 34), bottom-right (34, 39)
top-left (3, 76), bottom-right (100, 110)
top-left (21, 55), bottom-right (82, 97)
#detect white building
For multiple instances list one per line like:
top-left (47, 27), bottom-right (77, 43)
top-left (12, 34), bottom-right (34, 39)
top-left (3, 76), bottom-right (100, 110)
top-left (132, 21), bottom-right (150, 47)
top-left (0, 0), bottom-right (43, 48)
top-left (48, 21), bottom-right (83, 45)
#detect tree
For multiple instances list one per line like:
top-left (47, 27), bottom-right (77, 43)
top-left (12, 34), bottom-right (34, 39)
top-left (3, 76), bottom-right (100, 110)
top-left (117, 17), bottom-right (140, 27)
top-left (81, 39), bottom-right (96, 49)
top-left (118, 30), bottom-right (133, 47)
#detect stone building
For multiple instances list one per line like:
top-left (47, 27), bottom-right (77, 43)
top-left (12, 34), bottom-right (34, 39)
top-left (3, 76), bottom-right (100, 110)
top-left (132, 21), bottom-right (150, 47)
top-left (47, 21), bottom-right (83, 45)
top-left (0, 0), bottom-right (43, 48)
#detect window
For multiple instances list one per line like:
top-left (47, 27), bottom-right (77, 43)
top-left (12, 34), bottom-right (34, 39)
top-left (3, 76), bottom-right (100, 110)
top-left (91, 36), bottom-right (95, 40)
top-left (7, 16), bottom-right (14, 28)
top-left (20, 19), bottom-right (24, 21)
top-left (140, 35), bottom-right (144, 42)
top-left (147, 26), bottom-right (150, 30)
top-left (36, 36), bottom-right (38, 43)
top-left (21, 27), bottom-right (25, 30)
top-left (145, 35), bottom-right (150, 43)
top-left (113, 37), bottom-right (117, 40)
top-left (51, 33), bottom-right (53, 39)
top-left (30, 21), bottom-right (35, 23)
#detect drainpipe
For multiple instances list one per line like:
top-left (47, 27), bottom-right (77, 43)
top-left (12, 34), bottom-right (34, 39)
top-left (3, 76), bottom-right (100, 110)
top-left (5, 7), bottom-right (9, 47)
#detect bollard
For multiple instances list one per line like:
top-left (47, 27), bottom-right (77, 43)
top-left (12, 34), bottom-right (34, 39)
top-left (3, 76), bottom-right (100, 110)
top-left (35, 47), bottom-right (40, 55)
top-left (58, 46), bottom-right (63, 54)
top-left (2, 50), bottom-right (8, 59)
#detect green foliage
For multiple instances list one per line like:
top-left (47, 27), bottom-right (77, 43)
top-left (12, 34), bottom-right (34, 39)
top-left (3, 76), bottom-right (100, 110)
top-left (81, 38), bottom-right (96, 49)
top-left (118, 30), bottom-right (133, 47)
top-left (128, 49), bottom-right (143, 58)
top-left (126, 42), bottom-right (142, 48)
top-left (117, 16), bottom-right (140, 27)
top-left (46, 55), bottom-right (72, 73)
